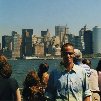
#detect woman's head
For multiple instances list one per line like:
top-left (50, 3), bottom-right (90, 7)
top-left (0, 55), bottom-right (12, 78)
top-left (38, 63), bottom-right (49, 80)
top-left (0, 55), bottom-right (7, 64)
top-left (24, 70), bottom-right (40, 87)
top-left (38, 63), bottom-right (49, 73)
top-left (82, 59), bottom-right (91, 67)
top-left (0, 62), bottom-right (12, 78)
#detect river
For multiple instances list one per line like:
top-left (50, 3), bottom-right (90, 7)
top-left (8, 58), bottom-right (100, 87)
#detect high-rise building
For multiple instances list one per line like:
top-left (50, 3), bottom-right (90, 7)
top-left (74, 36), bottom-right (81, 50)
top-left (12, 31), bottom-right (21, 58)
top-left (55, 25), bottom-right (69, 46)
top-left (84, 30), bottom-right (93, 54)
top-left (41, 29), bottom-right (50, 37)
top-left (79, 25), bottom-right (87, 52)
top-left (2, 35), bottom-right (12, 58)
top-left (22, 29), bottom-right (33, 57)
top-left (93, 26), bottom-right (101, 53)
top-left (2, 35), bottom-right (12, 50)
top-left (33, 43), bottom-right (44, 57)
top-left (55, 25), bottom-right (69, 36)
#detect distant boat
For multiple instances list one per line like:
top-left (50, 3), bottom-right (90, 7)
top-left (23, 56), bottom-right (38, 60)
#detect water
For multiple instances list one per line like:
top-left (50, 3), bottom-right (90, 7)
top-left (8, 58), bottom-right (100, 88)
top-left (8, 59), bottom-right (61, 87)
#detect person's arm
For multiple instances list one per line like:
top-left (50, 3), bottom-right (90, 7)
top-left (83, 70), bottom-right (92, 101)
top-left (84, 96), bottom-right (91, 101)
top-left (16, 88), bottom-right (21, 101)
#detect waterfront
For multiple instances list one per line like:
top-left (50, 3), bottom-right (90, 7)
top-left (8, 58), bottom-right (100, 88)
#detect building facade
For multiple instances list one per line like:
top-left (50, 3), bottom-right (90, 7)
top-left (93, 26), bottom-right (101, 53)
top-left (22, 29), bottom-right (33, 57)
top-left (84, 30), bottom-right (93, 54)
top-left (2, 35), bottom-right (12, 58)
top-left (12, 31), bottom-right (21, 58)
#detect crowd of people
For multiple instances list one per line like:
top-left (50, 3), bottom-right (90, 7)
top-left (0, 42), bottom-right (101, 101)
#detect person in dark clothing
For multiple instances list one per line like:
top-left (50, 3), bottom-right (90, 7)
top-left (0, 55), bottom-right (21, 101)
top-left (38, 63), bottom-right (49, 86)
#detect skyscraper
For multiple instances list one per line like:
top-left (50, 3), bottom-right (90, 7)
top-left (55, 25), bottom-right (69, 46)
top-left (2, 35), bottom-right (12, 58)
top-left (93, 26), bottom-right (101, 53)
top-left (22, 29), bottom-right (33, 57)
top-left (12, 31), bottom-right (21, 58)
top-left (84, 30), bottom-right (93, 54)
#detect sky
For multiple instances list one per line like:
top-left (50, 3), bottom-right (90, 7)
top-left (0, 0), bottom-right (101, 43)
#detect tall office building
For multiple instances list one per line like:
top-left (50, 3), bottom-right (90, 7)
top-left (55, 25), bottom-right (69, 36)
top-left (93, 26), bottom-right (101, 53)
top-left (84, 30), bottom-right (93, 54)
top-left (2, 35), bottom-right (12, 50)
top-left (79, 25), bottom-right (87, 52)
top-left (12, 31), bottom-right (21, 58)
top-left (41, 29), bottom-right (50, 37)
top-left (22, 29), bottom-right (33, 56)
top-left (2, 35), bottom-right (12, 58)
top-left (55, 25), bottom-right (69, 46)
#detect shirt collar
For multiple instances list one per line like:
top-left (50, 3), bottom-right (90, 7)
top-left (59, 63), bottom-right (78, 73)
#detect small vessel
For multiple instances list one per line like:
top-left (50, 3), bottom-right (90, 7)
top-left (23, 56), bottom-right (38, 60)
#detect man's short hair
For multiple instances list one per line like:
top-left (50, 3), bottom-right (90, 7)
top-left (61, 43), bottom-right (74, 52)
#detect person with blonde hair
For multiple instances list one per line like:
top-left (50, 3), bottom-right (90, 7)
top-left (0, 55), bottom-right (21, 101)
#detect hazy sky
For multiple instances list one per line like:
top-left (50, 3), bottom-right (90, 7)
top-left (0, 0), bottom-right (101, 42)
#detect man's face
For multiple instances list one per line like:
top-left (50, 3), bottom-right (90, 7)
top-left (62, 46), bottom-right (74, 65)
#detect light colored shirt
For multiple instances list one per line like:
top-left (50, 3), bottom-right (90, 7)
top-left (80, 64), bottom-right (91, 77)
top-left (89, 69), bottom-right (99, 91)
top-left (45, 64), bottom-right (91, 101)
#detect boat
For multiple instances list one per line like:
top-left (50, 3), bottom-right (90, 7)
top-left (23, 56), bottom-right (38, 60)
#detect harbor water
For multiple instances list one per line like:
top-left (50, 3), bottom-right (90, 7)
top-left (8, 58), bottom-right (100, 88)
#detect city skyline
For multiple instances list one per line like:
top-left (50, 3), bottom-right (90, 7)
top-left (1, 0), bottom-right (101, 43)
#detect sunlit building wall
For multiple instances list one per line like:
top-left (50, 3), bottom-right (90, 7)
top-left (55, 25), bottom-right (69, 46)
top-left (93, 26), bottom-right (101, 53)
top-left (12, 31), bottom-right (21, 58)
top-left (33, 43), bottom-right (44, 57)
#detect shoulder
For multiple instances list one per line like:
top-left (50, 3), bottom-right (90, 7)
top-left (9, 77), bottom-right (18, 82)
top-left (80, 64), bottom-right (90, 69)
top-left (73, 64), bottom-right (87, 77)
top-left (73, 64), bottom-right (86, 72)
top-left (9, 78), bottom-right (19, 87)
top-left (91, 69), bottom-right (97, 73)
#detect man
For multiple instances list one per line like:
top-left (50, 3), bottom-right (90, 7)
top-left (82, 59), bottom-right (100, 101)
top-left (45, 43), bottom-right (91, 101)
top-left (74, 49), bottom-right (91, 77)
